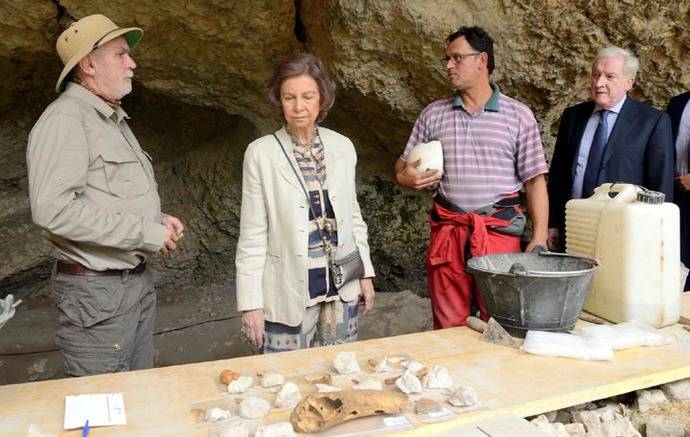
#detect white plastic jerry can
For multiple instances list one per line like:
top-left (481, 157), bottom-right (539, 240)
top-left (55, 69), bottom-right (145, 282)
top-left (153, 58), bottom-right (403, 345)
top-left (565, 183), bottom-right (680, 327)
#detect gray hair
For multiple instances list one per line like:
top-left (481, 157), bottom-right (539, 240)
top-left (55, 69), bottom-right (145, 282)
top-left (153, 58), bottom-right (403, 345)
top-left (593, 47), bottom-right (640, 78)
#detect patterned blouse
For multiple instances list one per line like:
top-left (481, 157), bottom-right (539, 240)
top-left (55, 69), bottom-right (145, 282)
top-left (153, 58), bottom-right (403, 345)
top-left (291, 130), bottom-right (339, 306)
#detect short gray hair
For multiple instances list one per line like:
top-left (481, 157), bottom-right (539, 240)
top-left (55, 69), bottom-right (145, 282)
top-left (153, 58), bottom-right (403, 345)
top-left (593, 47), bottom-right (639, 78)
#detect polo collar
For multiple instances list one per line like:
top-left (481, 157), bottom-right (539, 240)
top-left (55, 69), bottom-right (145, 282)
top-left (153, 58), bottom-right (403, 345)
top-left (452, 81), bottom-right (501, 112)
top-left (63, 82), bottom-right (129, 122)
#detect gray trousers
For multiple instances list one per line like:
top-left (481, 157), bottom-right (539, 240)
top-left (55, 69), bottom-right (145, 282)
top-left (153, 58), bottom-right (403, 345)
top-left (51, 265), bottom-right (156, 376)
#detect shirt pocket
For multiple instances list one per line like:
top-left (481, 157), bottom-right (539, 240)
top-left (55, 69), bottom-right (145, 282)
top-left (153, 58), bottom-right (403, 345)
top-left (99, 147), bottom-right (151, 198)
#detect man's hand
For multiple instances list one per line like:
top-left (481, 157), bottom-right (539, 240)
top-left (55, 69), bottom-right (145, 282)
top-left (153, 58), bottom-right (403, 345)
top-left (525, 238), bottom-right (548, 254)
top-left (546, 228), bottom-right (561, 252)
top-left (394, 159), bottom-right (441, 191)
top-left (676, 174), bottom-right (690, 191)
top-left (160, 215), bottom-right (184, 254)
top-left (241, 309), bottom-right (265, 349)
top-left (162, 214), bottom-right (184, 239)
top-left (358, 278), bottom-right (375, 315)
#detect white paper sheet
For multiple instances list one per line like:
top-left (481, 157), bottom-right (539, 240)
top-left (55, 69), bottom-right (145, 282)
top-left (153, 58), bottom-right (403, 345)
top-left (63, 393), bottom-right (127, 430)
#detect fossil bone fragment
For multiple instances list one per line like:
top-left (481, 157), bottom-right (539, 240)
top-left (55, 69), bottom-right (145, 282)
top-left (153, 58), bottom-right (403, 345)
top-left (254, 422), bottom-right (296, 437)
top-left (261, 371), bottom-right (284, 388)
top-left (368, 357), bottom-right (393, 373)
top-left (315, 383), bottom-right (341, 392)
top-left (205, 407), bottom-right (232, 422)
top-left (415, 398), bottom-right (443, 414)
top-left (422, 365), bottom-right (453, 389)
top-left (290, 389), bottom-right (409, 433)
top-left (333, 351), bottom-right (361, 374)
top-left (239, 396), bottom-right (271, 419)
top-left (304, 372), bottom-right (333, 385)
top-left (227, 376), bottom-right (253, 394)
top-left (353, 379), bottom-right (383, 390)
top-left (219, 369), bottom-right (240, 385)
top-left (275, 382), bottom-right (301, 408)
top-left (448, 385), bottom-right (480, 407)
top-left (396, 370), bottom-right (423, 394)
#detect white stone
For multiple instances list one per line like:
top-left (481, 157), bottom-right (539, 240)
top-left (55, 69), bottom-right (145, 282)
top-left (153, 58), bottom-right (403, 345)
top-left (228, 376), bottom-right (253, 394)
top-left (661, 378), bottom-right (690, 401)
top-left (372, 357), bottom-right (393, 373)
top-left (395, 370), bottom-right (422, 394)
top-left (447, 385), bottom-right (480, 407)
top-left (205, 407), bottom-right (232, 422)
top-left (275, 382), bottom-right (301, 408)
top-left (564, 422), bottom-right (587, 436)
top-left (261, 372), bottom-right (284, 388)
top-left (584, 417), bottom-right (641, 437)
top-left (353, 379), bottom-right (383, 390)
top-left (530, 416), bottom-right (570, 437)
top-left (645, 416), bottom-right (685, 437)
top-left (254, 422), bottom-right (296, 437)
top-left (333, 351), bottom-right (361, 375)
top-left (406, 141), bottom-right (444, 175)
top-left (422, 365), bottom-right (453, 389)
top-left (636, 389), bottom-right (668, 413)
top-left (315, 383), bottom-right (341, 392)
top-left (401, 359), bottom-right (423, 373)
top-left (238, 396), bottom-right (271, 419)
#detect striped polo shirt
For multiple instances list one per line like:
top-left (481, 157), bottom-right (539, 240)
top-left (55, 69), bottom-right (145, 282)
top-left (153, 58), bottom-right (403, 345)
top-left (402, 83), bottom-right (548, 211)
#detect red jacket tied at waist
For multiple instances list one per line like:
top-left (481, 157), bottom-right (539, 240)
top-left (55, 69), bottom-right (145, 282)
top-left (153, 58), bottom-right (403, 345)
top-left (428, 206), bottom-right (512, 266)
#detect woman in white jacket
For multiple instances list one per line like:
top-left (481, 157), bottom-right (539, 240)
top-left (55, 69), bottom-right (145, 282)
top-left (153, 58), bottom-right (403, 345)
top-left (236, 54), bottom-right (375, 353)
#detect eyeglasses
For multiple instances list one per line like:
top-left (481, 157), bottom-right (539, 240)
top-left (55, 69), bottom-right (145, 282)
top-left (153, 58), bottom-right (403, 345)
top-left (441, 52), bottom-right (481, 65)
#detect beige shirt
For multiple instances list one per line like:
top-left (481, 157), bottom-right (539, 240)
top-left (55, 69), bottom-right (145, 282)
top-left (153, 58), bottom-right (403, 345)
top-left (27, 83), bottom-right (167, 270)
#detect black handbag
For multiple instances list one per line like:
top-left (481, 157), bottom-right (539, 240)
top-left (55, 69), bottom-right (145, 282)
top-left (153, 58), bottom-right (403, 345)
top-left (273, 132), bottom-right (365, 289)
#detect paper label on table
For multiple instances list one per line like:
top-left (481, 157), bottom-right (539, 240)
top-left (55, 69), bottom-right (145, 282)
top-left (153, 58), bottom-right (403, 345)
top-left (383, 415), bottom-right (410, 428)
top-left (64, 393), bottom-right (127, 429)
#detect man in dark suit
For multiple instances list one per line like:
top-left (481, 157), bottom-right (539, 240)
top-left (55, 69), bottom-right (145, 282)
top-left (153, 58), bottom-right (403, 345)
top-left (667, 91), bottom-right (690, 291)
top-left (547, 47), bottom-right (674, 251)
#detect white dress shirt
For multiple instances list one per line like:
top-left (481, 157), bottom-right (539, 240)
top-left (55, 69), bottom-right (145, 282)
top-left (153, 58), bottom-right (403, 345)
top-left (571, 95), bottom-right (626, 199)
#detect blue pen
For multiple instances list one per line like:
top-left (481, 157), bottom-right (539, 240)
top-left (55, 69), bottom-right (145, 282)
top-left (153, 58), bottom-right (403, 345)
top-left (82, 419), bottom-right (90, 437)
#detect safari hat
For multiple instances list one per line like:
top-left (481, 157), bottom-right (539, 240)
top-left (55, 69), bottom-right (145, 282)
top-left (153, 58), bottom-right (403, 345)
top-left (55, 14), bottom-right (143, 93)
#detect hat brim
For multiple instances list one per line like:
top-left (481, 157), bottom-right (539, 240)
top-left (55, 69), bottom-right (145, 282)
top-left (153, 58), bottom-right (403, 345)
top-left (55, 27), bottom-right (143, 93)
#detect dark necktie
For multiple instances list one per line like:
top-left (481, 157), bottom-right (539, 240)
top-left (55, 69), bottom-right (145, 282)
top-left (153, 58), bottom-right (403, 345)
top-left (581, 109), bottom-right (611, 198)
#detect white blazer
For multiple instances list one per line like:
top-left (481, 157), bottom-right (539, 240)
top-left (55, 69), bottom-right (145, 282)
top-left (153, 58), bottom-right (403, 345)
top-left (235, 126), bottom-right (375, 326)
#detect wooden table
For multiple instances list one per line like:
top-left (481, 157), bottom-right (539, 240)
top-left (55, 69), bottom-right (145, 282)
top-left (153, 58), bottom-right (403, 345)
top-left (2, 295), bottom-right (690, 436)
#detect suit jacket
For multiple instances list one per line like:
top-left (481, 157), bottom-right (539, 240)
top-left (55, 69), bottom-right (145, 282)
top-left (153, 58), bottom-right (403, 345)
top-left (548, 96), bottom-right (674, 231)
top-left (667, 91), bottom-right (690, 166)
top-left (235, 126), bottom-right (375, 326)
top-left (667, 91), bottom-right (690, 266)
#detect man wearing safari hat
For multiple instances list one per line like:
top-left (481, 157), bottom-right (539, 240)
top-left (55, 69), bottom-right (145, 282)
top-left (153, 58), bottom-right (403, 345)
top-left (26, 14), bottom-right (184, 376)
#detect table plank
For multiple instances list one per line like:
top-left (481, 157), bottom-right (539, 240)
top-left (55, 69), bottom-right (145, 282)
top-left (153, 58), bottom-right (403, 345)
top-left (2, 295), bottom-right (690, 436)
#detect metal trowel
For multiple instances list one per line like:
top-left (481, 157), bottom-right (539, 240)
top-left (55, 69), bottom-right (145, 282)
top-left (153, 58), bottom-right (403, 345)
top-left (466, 316), bottom-right (518, 348)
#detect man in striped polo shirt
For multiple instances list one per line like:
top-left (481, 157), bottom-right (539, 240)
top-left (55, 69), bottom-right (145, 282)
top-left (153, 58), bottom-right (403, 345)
top-left (394, 26), bottom-right (549, 329)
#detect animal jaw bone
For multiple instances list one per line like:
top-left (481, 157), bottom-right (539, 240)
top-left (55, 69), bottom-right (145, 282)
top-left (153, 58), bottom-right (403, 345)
top-left (290, 389), bottom-right (409, 433)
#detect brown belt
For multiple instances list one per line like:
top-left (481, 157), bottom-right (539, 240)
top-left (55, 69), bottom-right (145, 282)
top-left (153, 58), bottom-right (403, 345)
top-left (56, 260), bottom-right (146, 276)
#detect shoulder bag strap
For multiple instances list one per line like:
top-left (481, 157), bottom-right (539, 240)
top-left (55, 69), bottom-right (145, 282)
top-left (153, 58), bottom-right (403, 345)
top-left (272, 133), bottom-right (333, 252)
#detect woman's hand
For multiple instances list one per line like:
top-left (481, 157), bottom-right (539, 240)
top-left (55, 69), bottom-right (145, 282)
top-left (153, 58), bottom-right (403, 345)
top-left (359, 278), bottom-right (375, 315)
top-left (241, 309), bottom-right (265, 349)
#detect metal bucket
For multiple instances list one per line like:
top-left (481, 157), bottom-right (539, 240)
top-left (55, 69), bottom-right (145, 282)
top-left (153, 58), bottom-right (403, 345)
top-left (466, 250), bottom-right (598, 338)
